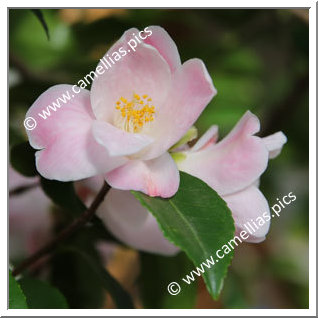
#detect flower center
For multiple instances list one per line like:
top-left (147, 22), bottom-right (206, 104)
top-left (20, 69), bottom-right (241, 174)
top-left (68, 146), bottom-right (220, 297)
top-left (115, 93), bottom-right (155, 133)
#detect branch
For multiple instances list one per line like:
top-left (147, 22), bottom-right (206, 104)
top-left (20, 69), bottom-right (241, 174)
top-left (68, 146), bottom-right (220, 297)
top-left (9, 182), bottom-right (40, 197)
top-left (12, 182), bottom-right (111, 277)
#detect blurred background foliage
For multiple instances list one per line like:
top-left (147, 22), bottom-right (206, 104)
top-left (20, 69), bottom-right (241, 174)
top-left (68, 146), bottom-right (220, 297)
top-left (9, 9), bottom-right (309, 309)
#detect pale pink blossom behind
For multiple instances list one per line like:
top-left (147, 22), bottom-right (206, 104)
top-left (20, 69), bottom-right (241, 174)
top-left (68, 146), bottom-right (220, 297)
top-left (9, 167), bottom-right (52, 260)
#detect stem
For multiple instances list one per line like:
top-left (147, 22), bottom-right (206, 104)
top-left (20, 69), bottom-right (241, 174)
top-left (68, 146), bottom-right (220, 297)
top-left (12, 182), bottom-right (110, 277)
top-left (9, 182), bottom-right (40, 197)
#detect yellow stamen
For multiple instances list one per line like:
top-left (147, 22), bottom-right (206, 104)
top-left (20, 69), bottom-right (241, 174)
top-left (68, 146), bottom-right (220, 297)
top-left (115, 94), bottom-right (156, 133)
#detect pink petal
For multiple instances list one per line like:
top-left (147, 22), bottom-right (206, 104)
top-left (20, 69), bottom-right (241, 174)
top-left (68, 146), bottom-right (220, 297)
top-left (190, 125), bottom-right (219, 152)
top-left (143, 26), bottom-right (181, 72)
top-left (90, 28), bottom-right (171, 123)
top-left (177, 111), bottom-right (269, 196)
top-left (97, 189), bottom-right (179, 255)
top-left (92, 120), bottom-right (153, 157)
top-left (26, 85), bottom-right (127, 181)
top-left (105, 152), bottom-right (179, 198)
top-left (262, 131), bottom-right (287, 159)
top-left (143, 58), bottom-right (217, 159)
top-left (223, 186), bottom-right (271, 243)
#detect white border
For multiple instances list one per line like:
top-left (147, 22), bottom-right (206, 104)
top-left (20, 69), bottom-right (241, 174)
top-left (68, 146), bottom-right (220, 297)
top-left (308, 1), bottom-right (316, 315)
top-left (2, 1), bottom-right (317, 8)
top-left (3, 2), bottom-right (316, 316)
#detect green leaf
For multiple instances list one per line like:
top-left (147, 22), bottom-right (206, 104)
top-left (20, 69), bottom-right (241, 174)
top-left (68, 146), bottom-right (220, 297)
top-left (51, 241), bottom-right (105, 309)
top-left (19, 277), bottom-right (68, 309)
top-left (139, 252), bottom-right (197, 309)
top-left (31, 9), bottom-right (50, 40)
top-left (9, 270), bottom-right (28, 309)
top-left (56, 247), bottom-right (134, 309)
top-left (132, 172), bottom-right (235, 300)
top-left (10, 142), bottom-right (37, 177)
top-left (221, 272), bottom-right (248, 309)
top-left (40, 178), bottom-right (86, 217)
top-left (10, 10), bottom-right (76, 71)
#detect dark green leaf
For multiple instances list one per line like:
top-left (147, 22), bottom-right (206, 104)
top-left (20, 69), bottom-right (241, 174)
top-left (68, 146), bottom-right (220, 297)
top-left (40, 178), bottom-right (86, 217)
top-left (10, 142), bottom-right (37, 177)
top-left (132, 172), bottom-right (235, 300)
top-left (221, 272), bottom-right (248, 309)
top-left (71, 247), bottom-right (134, 309)
top-left (139, 252), bottom-right (197, 309)
top-left (9, 126), bottom-right (26, 148)
top-left (20, 277), bottom-right (68, 309)
top-left (51, 241), bottom-right (104, 309)
top-left (10, 10), bottom-right (75, 71)
top-left (55, 247), bottom-right (134, 309)
top-left (9, 270), bottom-right (28, 309)
top-left (31, 9), bottom-right (50, 40)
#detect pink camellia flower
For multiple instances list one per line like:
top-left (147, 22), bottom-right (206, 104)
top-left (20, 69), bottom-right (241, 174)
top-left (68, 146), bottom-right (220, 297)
top-left (97, 113), bottom-right (286, 253)
top-left (176, 111), bottom-right (287, 242)
top-left (25, 26), bottom-right (217, 198)
top-left (81, 111), bottom-right (286, 254)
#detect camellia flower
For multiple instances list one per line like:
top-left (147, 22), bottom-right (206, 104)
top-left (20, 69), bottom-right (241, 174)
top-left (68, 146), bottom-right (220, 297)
top-left (176, 111), bottom-right (287, 243)
top-left (25, 26), bottom-right (217, 198)
top-left (84, 111), bottom-right (287, 253)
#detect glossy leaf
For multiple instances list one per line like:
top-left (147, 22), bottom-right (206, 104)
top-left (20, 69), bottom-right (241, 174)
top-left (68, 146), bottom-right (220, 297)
top-left (9, 270), bottom-right (28, 309)
top-left (20, 277), bottom-right (68, 309)
top-left (133, 172), bottom-right (235, 300)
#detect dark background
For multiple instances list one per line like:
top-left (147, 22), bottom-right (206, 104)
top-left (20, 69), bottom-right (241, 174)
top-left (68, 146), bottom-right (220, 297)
top-left (9, 9), bottom-right (309, 309)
